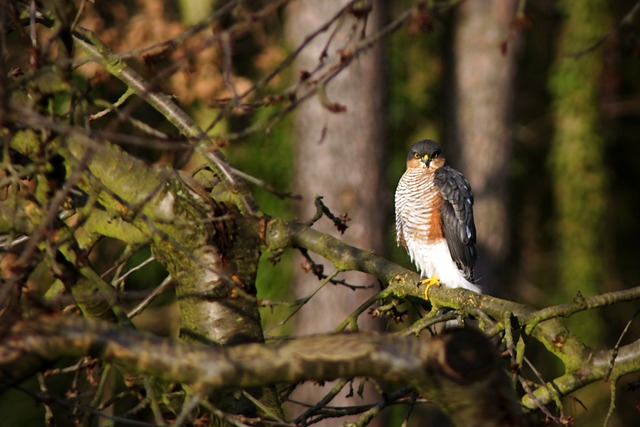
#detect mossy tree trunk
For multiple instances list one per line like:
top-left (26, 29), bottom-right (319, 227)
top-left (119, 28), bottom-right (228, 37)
top-left (548, 0), bottom-right (608, 342)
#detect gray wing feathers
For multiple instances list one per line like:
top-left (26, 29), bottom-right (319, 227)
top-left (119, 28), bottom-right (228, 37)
top-left (434, 166), bottom-right (476, 280)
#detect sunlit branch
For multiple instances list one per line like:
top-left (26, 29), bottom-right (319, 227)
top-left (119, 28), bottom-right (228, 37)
top-left (522, 286), bottom-right (640, 334)
top-left (72, 26), bottom-right (257, 214)
top-left (0, 316), bottom-right (526, 426)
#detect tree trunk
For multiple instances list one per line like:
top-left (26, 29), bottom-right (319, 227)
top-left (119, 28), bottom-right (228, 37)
top-left (548, 0), bottom-right (608, 342)
top-left (285, 0), bottom-right (386, 423)
top-left (446, 0), bottom-right (518, 294)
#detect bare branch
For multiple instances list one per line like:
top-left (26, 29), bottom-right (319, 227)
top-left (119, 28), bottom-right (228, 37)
top-left (0, 315), bottom-right (526, 427)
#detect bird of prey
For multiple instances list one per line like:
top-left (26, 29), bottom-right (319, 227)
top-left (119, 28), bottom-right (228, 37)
top-left (395, 140), bottom-right (480, 296)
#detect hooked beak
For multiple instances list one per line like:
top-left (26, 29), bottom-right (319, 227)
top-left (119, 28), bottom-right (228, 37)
top-left (421, 155), bottom-right (431, 168)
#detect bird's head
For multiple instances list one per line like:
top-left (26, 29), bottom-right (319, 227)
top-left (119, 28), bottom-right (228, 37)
top-left (406, 140), bottom-right (446, 171)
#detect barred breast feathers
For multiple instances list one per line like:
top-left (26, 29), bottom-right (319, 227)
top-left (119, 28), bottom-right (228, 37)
top-left (395, 168), bottom-right (442, 246)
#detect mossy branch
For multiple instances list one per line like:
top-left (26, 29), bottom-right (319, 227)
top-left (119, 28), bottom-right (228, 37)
top-left (521, 340), bottom-right (640, 410)
top-left (264, 217), bottom-right (640, 410)
top-left (0, 315), bottom-right (525, 427)
top-left (71, 26), bottom-right (257, 215)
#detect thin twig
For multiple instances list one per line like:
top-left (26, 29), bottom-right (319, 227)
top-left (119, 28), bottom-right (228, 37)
top-left (517, 373), bottom-right (563, 425)
top-left (522, 356), bottom-right (564, 423)
top-left (523, 285), bottom-right (640, 333)
top-left (335, 291), bottom-right (386, 332)
top-left (266, 270), bottom-right (339, 332)
top-left (241, 390), bottom-right (287, 425)
top-left (113, 256), bottom-right (156, 286)
top-left (127, 275), bottom-right (174, 319)
top-left (143, 376), bottom-right (168, 427)
top-left (291, 379), bottom-right (350, 425)
top-left (173, 390), bottom-right (203, 427)
top-left (10, 381), bottom-right (159, 427)
top-left (229, 166), bottom-right (301, 200)
top-left (605, 307), bottom-right (640, 381)
top-left (568, 0), bottom-right (640, 59)
top-left (73, 26), bottom-right (257, 214)
top-left (603, 379), bottom-right (617, 427)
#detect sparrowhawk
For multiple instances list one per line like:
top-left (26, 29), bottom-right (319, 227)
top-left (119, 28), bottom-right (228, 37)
top-left (395, 140), bottom-right (480, 295)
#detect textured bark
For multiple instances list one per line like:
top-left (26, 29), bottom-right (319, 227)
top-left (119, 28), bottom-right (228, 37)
top-left (0, 316), bottom-right (527, 427)
top-left (7, 125), bottom-right (281, 420)
top-left (285, 0), bottom-right (386, 330)
top-left (285, 0), bottom-right (387, 422)
top-left (265, 217), bottom-right (592, 372)
top-left (447, 0), bottom-right (518, 294)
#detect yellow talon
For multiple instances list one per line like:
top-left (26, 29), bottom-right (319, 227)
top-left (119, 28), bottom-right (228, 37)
top-left (420, 275), bottom-right (440, 300)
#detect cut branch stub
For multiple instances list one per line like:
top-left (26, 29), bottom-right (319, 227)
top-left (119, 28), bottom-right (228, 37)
top-left (432, 328), bottom-right (499, 385)
top-left (422, 328), bottom-right (526, 427)
top-left (0, 316), bottom-right (525, 426)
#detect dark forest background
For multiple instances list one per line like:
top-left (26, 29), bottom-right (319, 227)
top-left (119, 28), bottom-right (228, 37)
top-left (1, 0), bottom-right (640, 426)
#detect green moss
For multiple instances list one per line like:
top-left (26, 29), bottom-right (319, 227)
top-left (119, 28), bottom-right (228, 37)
top-left (548, 0), bottom-right (609, 343)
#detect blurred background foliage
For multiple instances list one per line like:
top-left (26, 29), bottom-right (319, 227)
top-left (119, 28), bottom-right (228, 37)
top-left (2, 0), bottom-right (640, 425)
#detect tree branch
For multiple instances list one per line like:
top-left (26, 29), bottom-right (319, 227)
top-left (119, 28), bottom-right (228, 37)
top-left (71, 26), bottom-right (258, 215)
top-left (0, 315), bottom-right (526, 427)
top-left (523, 340), bottom-right (640, 409)
top-left (264, 217), bottom-right (640, 412)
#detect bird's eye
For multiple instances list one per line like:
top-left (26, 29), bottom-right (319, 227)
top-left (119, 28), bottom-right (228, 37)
top-left (413, 152), bottom-right (420, 159)
top-left (432, 152), bottom-right (439, 158)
